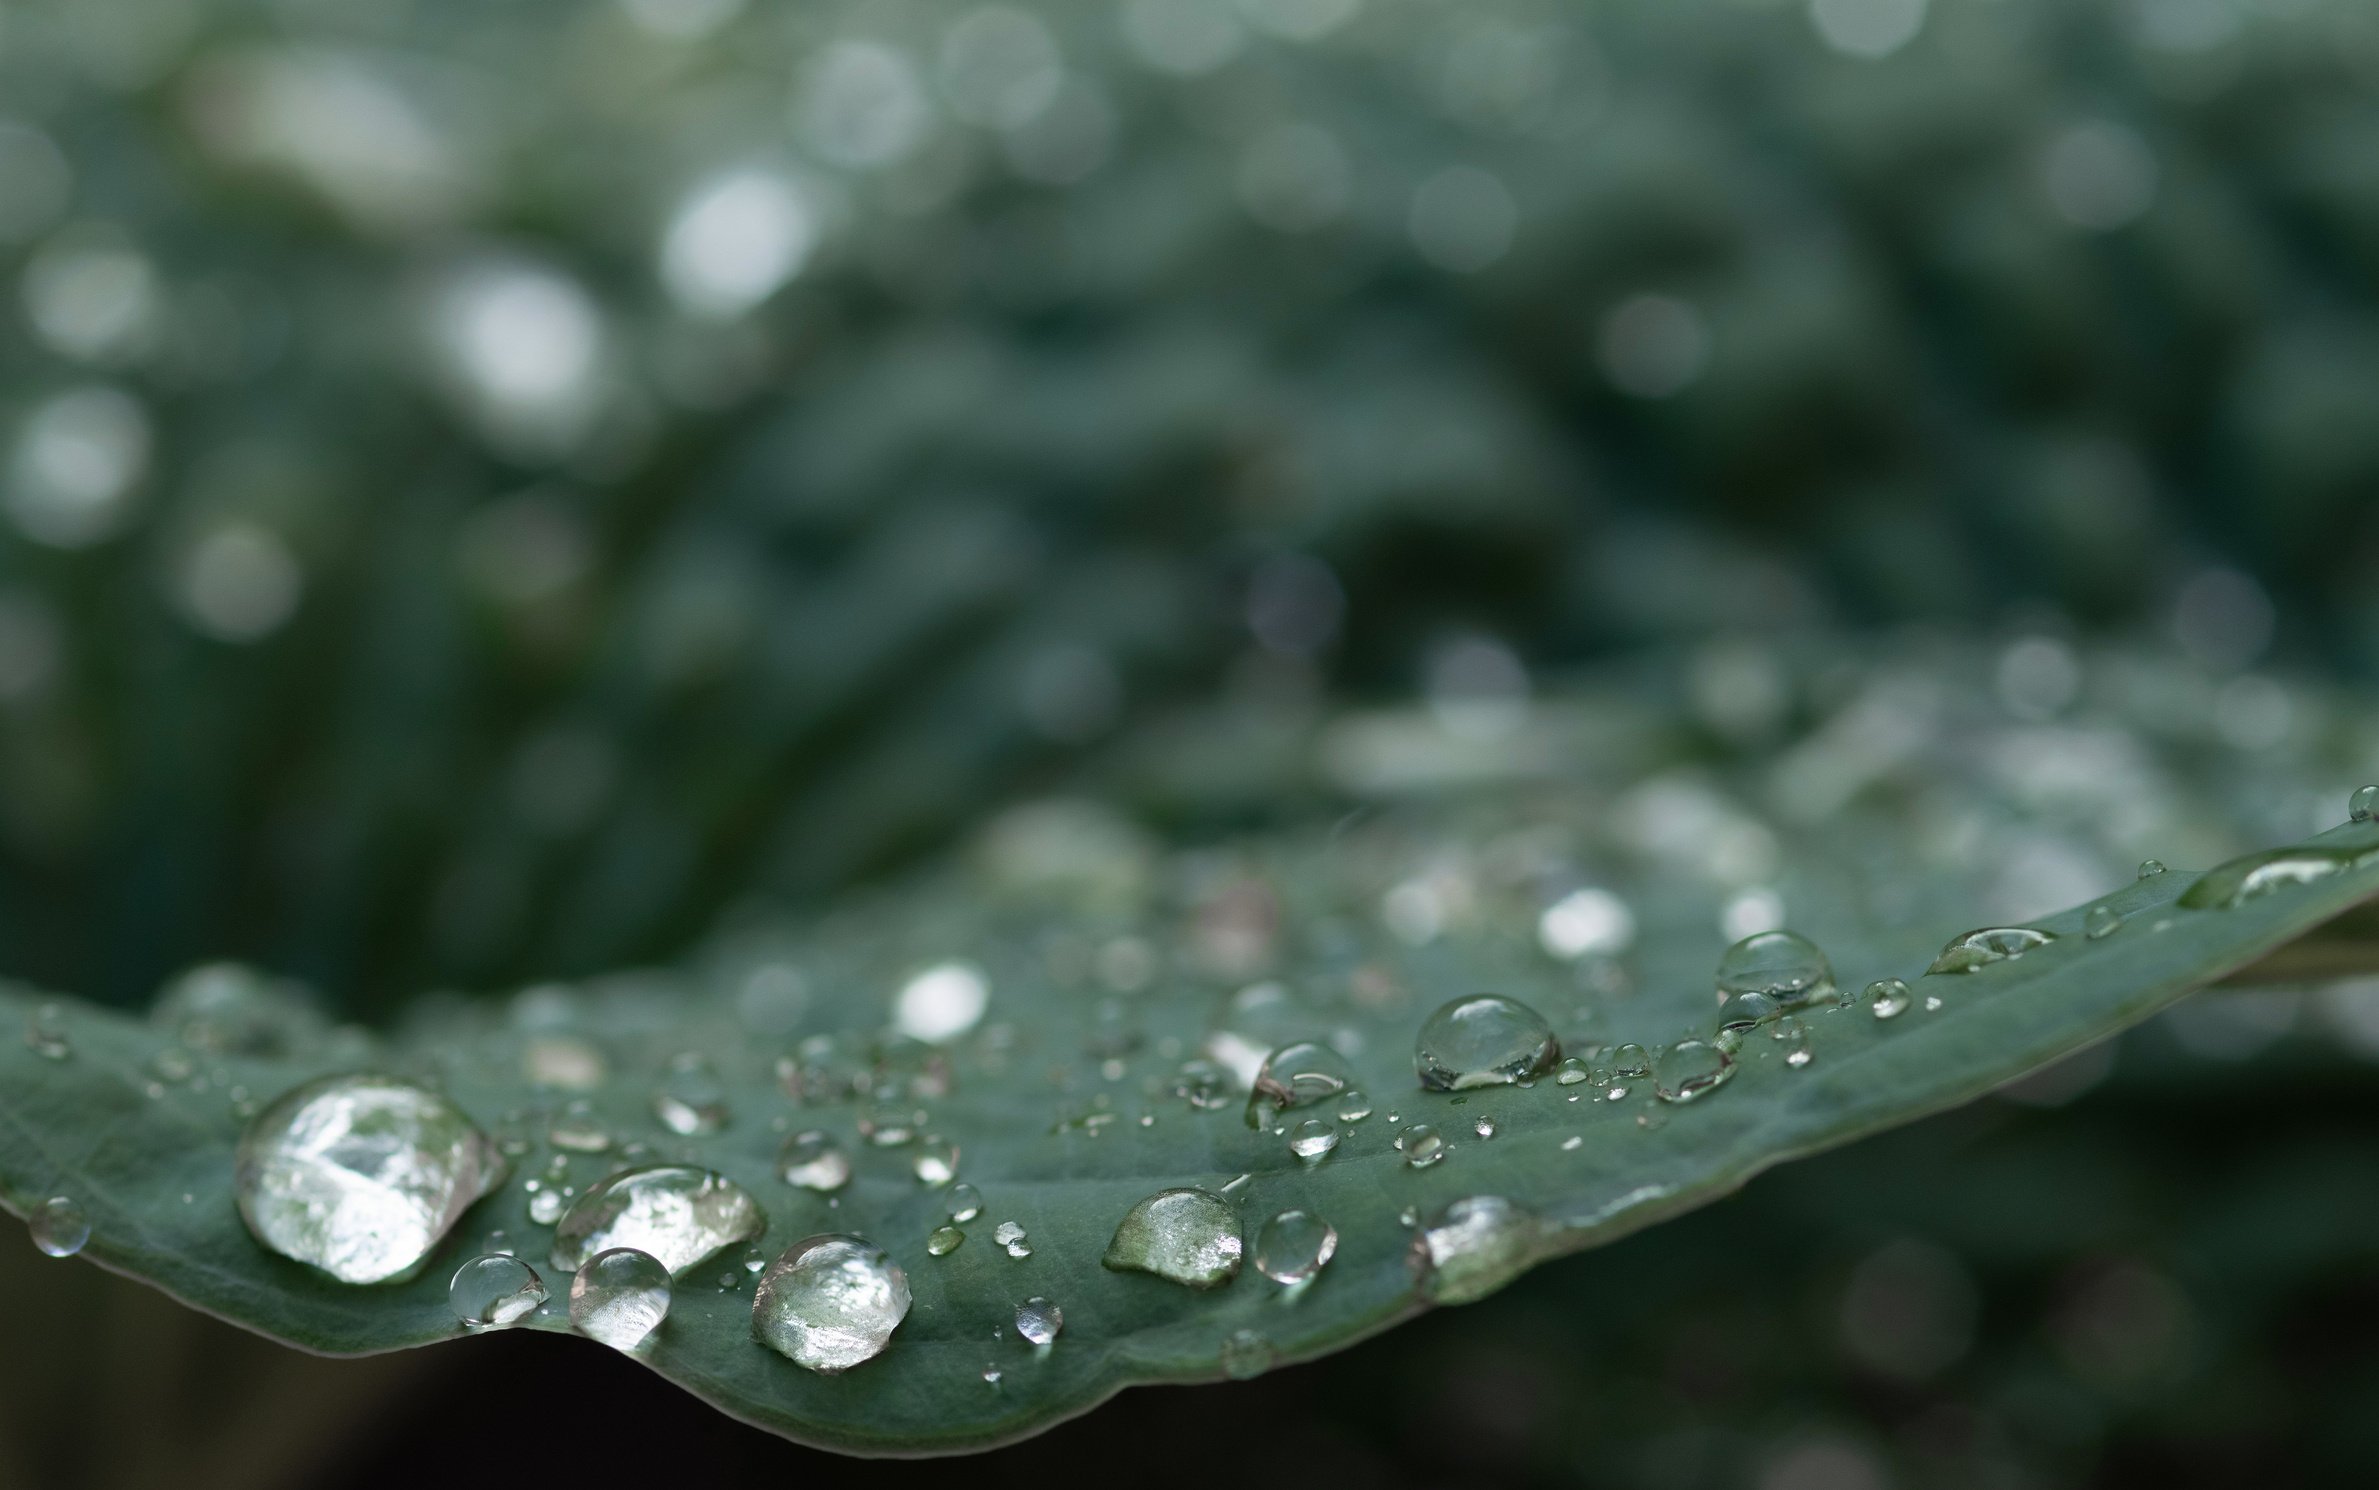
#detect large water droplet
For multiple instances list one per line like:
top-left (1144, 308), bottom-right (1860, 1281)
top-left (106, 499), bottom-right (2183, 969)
top-left (778, 1130), bottom-right (852, 1192)
top-left (1287, 1117), bottom-right (1338, 1160)
top-left (1399, 1123), bottom-right (1444, 1168)
top-left (29, 1195), bottom-right (88, 1257)
top-left (652, 1053), bottom-right (729, 1135)
top-left (1245, 1041), bottom-right (1356, 1129)
top-left (568, 1247), bottom-right (671, 1349)
top-left (1015, 1296), bottom-right (1062, 1346)
top-left (2178, 846), bottom-right (2360, 911)
top-left (235, 1073), bottom-right (506, 1284)
top-left (1653, 1038), bottom-right (1733, 1103)
top-left (450, 1253), bottom-right (546, 1328)
top-left (1414, 995), bottom-right (1559, 1091)
top-left (1713, 930), bottom-right (1835, 1015)
top-left (1103, 1188), bottom-right (1242, 1288)
top-left (751, 1234), bottom-right (910, 1373)
top-left (1254, 1208), bottom-right (1337, 1285)
top-left (1408, 1195), bottom-right (1545, 1305)
top-left (1927, 926), bottom-right (2056, 974)
top-left (549, 1164), bottom-right (765, 1278)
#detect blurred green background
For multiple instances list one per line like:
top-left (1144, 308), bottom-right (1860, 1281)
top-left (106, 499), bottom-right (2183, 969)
top-left (4, 0), bottom-right (2379, 1482)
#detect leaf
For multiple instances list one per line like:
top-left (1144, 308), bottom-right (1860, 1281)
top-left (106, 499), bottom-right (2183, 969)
top-left (4, 784), bottom-right (2376, 1456)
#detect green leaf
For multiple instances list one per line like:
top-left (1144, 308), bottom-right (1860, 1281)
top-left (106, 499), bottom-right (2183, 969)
top-left (4, 792), bottom-right (2376, 1456)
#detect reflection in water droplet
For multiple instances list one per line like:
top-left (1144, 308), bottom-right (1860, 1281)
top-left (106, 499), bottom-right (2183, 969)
top-left (2085, 905), bottom-right (2124, 940)
top-left (1654, 1039), bottom-right (1733, 1103)
top-left (752, 1234), bottom-right (910, 1373)
top-left (29, 1196), bottom-right (88, 1257)
top-left (1103, 1188), bottom-right (1242, 1288)
top-left (236, 1073), bottom-right (506, 1284)
top-left (1015, 1296), bottom-right (1062, 1346)
top-left (947, 1182), bottom-right (984, 1223)
top-left (1408, 1195), bottom-right (1544, 1304)
top-left (2138, 859), bottom-right (2166, 879)
top-left (1867, 978), bottom-right (1911, 1019)
top-left (652, 1053), bottom-right (729, 1135)
top-left (1714, 930), bottom-right (1836, 1015)
top-left (1220, 1328), bottom-right (1273, 1380)
top-left (1399, 1123), bottom-right (1444, 1168)
top-left (568, 1247), bottom-right (670, 1349)
top-left (1245, 1041), bottom-right (1355, 1129)
top-left (450, 1253), bottom-right (546, 1328)
top-left (549, 1165), bottom-right (765, 1277)
top-left (2351, 785), bottom-right (2378, 823)
top-left (1927, 926), bottom-right (2056, 974)
top-left (1254, 1209), bottom-right (1337, 1285)
top-left (1287, 1116), bottom-right (1339, 1159)
top-left (1414, 995), bottom-right (1560, 1090)
top-left (2178, 846), bottom-right (2359, 911)
top-left (778, 1130), bottom-right (852, 1192)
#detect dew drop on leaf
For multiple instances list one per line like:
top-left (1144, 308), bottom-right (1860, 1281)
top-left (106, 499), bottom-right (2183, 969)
top-left (2085, 905), bottom-right (2124, 940)
top-left (1866, 978), bottom-right (1911, 1019)
top-left (449, 1253), bottom-right (546, 1328)
top-left (568, 1247), bottom-right (671, 1350)
top-left (1335, 1088), bottom-right (1372, 1122)
top-left (2178, 847), bottom-right (2358, 910)
top-left (912, 1137), bottom-right (959, 1186)
top-left (1654, 1038), bottom-right (1733, 1103)
top-left (1473, 1115), bottom-right (1497, 1138)
top-left (652, 1052), bottom-right (729, 1136)
top-left (1245, 1040), bottom-right (1356, 1128)
top-left (1408, 1195), bottom-right (1545, 1305)
top-left (1220, 1328), bottom-right (1273, 1380)
top-left (1287, 1116), bottom-right (1339, 1159)
top-left (1413, 994), bottom-right (1560, 1090)
top-left (1609, 1042), bottom-right (1651, 1079)
top-left (29, 1195), bottom-right (88, 1257)
top-left (751, 1234), bottom-right (910, 1374)
top-left (1399, 1123), bottom-right (1444, 1168)
top-left (548, 1164), bottom-right (766, 1277)
top-left (2138, 859), bottom-right (2167, 879)
top-left (1555, 1057), bottom-right (1590, 1086)
top-left (1014, 1296), bottom-right (1062, 1346)
top-left (946, 1182), bottom-right (984, 1223)
top-left (1102, 1188), bottom-right (1242, 1288)
top-left (1927, 926), bottom-right (2056, 974)
top-left (22, 1006), bottom-right (69, 1061)
top-left (778, 1130), bottom-right (852, 1192)
top-left (1253, 1208), bottom-right (1338, 1285)
top-left (2352, 785), bottom-right (2378, 822)
top-left (528, 1185), bottom-right (567, 1225)
top-left (926, 1225), bottom-right (964, 1256)
top-left (235, 1073), bottom-right (506, 1284)
top-left (1713, 929), bottom-right (1836, 1015)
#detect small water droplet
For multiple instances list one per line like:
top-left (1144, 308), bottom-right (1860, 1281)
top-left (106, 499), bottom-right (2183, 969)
top-left (1714, 930), bottom-right (1836, 1016)
top-left (529, 1186), bottom-right (567, 1225)
top-left (751, 1234), bottom-right (910, 1373)
top-left (912, 1137), bottom-right (959, 1187)
top-left (2137, 859), bottom-right (2166, 879)
top-left (1219, 1328), bottom-right (1273, 1380)
top-left (1654, 1038), bottom-right (1733, 1103)
top-left (1473, 1115), bottom-right (1496, 1139)
top-left (236, 1074), bottom-right (506, 1284)
top-left (1335, 1088), bottom-right (1372, 1122)
top-left (982, 1364), bottom-right (1002, 1385)
top-left (2352, 785), bottom-right (2379, 823)
top-left (568, 1247), bottom-right (671, 1349)
top-left (1777, 1016), bottom-right (1813, 1068)
top-left (1245, 1041), bottom-right (1356, 1129)
top-left (23, 1007), bottom-right (69, 1061)
top-left (1253, 1209), bottom-right (1337, 1285)
top-left (947, 1182), bottom-right (984, 1223)
top-left (1399, 1123), bottom-right (1444, 1168)
top-left (1927, 926), bottom-right (2055, 974)
top-left (549, 1115), bottom-right (612, 1154)
top-left (1015, 1296), bottom-right (1062, 1346)
top-left (1414, 994), bottom-right (1560, 1091)
top-left (778, 1130), bottom-right (852, 1192)
top-left (2085, 905), bottom-right (2124, 940)
top-left (450, 1253), bottom-right (546, 1328)
top-left (1866, 978), bottom-right (1911, 1019)
top-left (1287, 1116), bottom-right (1339, 1160)
top-left (29, 1196), bottom-right (88, 1257)
top-left (1103, 1188), bottom-right (1241, 1288)
top-left (2178, 846), bottom-right (2360, 910)
top-left (651, 1052), bottom-right (729, 1135)
top-left (927, 1225), bottom-right (965, 1256)
top-left (1560, 1134), bottom-right (1583, 1151)
top-left (549, 1165), bottom-right (765, 1277)
top-left (1408, 1195), bottom-right (1544, 1304)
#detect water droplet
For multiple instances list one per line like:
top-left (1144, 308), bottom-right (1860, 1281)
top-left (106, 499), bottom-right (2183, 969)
top-left (927, 1225), bottom-right (965, 1256)
top-left (1610, 1043), bottom-right (1651, 1078)
top-left (1172, 1059), bottom-right (1234, 1111)
top-left (778, 1130), bottom-right (852, 1192)
top-left (1927, 926), bottom-right (2056, 974)
top-left (1777, 1016), bottom-right (1813, 1068)
top-left (1473, 1115), bottom-right (1497, 1139)
top-left (2138, 859), bottom-right (2167, 879)
top-left (1399, 1123), bottom-right (1444, 1168)
top-left (947, 1182), bottom-right (984, 1223)
top-left (549, 1164), bottom-right (765, 1277)
top-left (2178, 846), bottom-right (2360, 911)
top-left (994, 1220), bottom-right (1026, 1248)
top-left (1015, 1296), bottom-right (1063, 1346)
top-left (449, 1253), bottom-right (546, 1328)
top-left (1335, 1088), bottom-right (1372, 1122)
top-left (1287, 1116), bottom-right (1339, 1160)
top-left (1560, 1134), bottom-right (1584, 1151)
top-left (2352, 785), bottom-right (2379, 823)
top-left (23, 1007), bottom-right (68, 1061)
top-left (548, 1115), bottom-right (612, 1153)
top-left (1654, 1038), bottom-right (1733, 1103)
top-left (1103, 1188), bottom-right (1242, 1288)
top-left (1714, 930), bottom-right (1836, 1015)
top-left (651, 1053), bottom-right (729, 1135)
top-left (29, 1196), bottom-right (88, 1257)
top-left (1408, 1195), bottom-right (1545, 1305)
top-left (1220, 1328), bottom-right (1273, 1380)
top-left (894, 960), bottom-right (990, 1043)
top-left (1414, 994), bottom-right (1559, 1091)
top-left (2085, 905), bottom-right (2124, 940)
top-left (1254, 1208), bottom-right (1338, 1285)
top-left (1245, 1041), bottom-right (1356, 1129)
top-left (235, 1074), bottom-right (506, 1284)
top-left (912, 1137), bottom-right (959, 1187)
top-left (1555, 1057), bottom-right (1591, 1086)
top-left (751, 1234), bottom-right (910, 1373)
top-left (568, 1247), bottom-right (670, 1349)
top-left (982, 1365), bottom-right (1002, 1385)
top-left (529, 1186), bottom-right (567, 1225)
top-left (1866, 978), bottom-right (1911, 1019)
